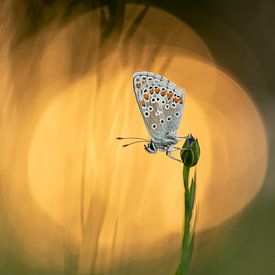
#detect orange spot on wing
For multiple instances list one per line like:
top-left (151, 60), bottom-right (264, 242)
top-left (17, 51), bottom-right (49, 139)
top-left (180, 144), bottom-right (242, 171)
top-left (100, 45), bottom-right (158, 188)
top-left (161, 90), bottom-right (167, 96)
top-left (155, 87), bottom-right (160, 94)
top-left (136, 83), bottom-right (141, 89)
top-left (141, 99), bottom-right (146, 107)
top-left (179, 97), bottom-right (183, 104)
top-left (167, 93), bottom-right (173, 99)
top-left (149, 88), bottom-right (154, 94)
top-left (144, 94), bottom-right (149, 100)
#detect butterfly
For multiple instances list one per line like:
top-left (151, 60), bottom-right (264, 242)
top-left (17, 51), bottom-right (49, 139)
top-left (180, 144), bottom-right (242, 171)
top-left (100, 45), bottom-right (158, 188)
top-left (117, 71), bottom-right (185, 162)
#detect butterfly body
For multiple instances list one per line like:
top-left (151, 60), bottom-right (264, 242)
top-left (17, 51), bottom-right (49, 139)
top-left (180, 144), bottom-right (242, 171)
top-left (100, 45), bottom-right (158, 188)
top-left (132, 71), bottom-right (185, 161)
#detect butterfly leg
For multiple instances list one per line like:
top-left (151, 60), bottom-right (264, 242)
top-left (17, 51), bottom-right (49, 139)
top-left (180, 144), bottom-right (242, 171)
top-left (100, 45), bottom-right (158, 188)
top-left (166, 149), bottom-right (182, 163)
top-left (173, 147), bottom-right (189, 151)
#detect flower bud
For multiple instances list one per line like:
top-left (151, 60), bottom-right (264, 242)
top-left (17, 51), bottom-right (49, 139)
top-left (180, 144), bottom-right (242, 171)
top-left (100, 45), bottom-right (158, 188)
top-left (180, 134), bottom-right (200, 167)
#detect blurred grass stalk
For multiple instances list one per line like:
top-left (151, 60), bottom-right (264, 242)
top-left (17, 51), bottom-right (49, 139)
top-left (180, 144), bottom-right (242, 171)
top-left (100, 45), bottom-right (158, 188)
top-left (175, 134), bottom-right (200, 275)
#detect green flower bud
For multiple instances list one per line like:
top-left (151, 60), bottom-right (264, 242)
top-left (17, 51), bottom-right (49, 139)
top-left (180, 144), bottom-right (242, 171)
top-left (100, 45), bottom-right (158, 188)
top-left (180, 134), bottom-right (200, 167)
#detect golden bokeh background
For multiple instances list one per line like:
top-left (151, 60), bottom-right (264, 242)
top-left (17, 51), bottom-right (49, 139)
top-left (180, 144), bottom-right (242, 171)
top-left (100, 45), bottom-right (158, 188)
top-left (0, 3), bottom-right (268, 274)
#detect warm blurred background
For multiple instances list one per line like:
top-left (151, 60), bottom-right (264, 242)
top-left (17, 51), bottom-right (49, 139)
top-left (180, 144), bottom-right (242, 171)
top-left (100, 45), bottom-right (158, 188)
top-left (0, 1), bottom-right (274, 274)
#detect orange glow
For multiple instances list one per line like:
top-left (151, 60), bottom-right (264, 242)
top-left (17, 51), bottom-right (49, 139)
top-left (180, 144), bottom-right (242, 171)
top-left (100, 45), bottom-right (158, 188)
top-left (0, 3), bottom-right (267, 273)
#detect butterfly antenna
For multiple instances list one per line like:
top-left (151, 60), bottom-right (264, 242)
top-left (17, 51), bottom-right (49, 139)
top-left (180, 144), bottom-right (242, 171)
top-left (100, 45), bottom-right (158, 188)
top-left (116, 137), bottom-right (149, 142)
top-left (122, 140), bottom-right (148, 147)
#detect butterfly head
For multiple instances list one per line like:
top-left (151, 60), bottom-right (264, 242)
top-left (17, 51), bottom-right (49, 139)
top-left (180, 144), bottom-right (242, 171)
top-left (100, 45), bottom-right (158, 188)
top-left (144, 140), bottom-right (158, 154)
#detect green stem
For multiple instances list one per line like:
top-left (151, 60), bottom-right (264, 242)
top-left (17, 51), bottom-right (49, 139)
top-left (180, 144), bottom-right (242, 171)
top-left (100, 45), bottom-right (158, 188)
top-left (183, 166), bottom-right (190, 192)
top-left (175, 165), bottom-right (194, 275)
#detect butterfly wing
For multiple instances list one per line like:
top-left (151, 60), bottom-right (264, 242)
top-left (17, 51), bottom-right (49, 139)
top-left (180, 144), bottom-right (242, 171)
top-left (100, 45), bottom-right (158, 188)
top-left (133, 71), bottom-right (185, 141)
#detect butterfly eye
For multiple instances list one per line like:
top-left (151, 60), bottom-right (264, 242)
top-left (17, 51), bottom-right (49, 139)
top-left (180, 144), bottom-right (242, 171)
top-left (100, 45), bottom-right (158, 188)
top-left (144, 111), bottom-right (150, 117)
top-left (160, 119), bottom-right (165, 124)
top-left (165, 104), bottom-right (170, 110)
top-left (171, 103), bottom-right (176, 108)
top-left (148, 77), bottom-right (153, 81)
top-left (151, 123), bottom-right (157, 129)
top-left (175, 112), bottom-right (180, 117)
top-left (161, 100), bottom-right (166, 104)
top-left (151, 98), bottom-right (156, 103)
top-left (149, 142), bottom-right (156, 151)
top-left (148, 106), bottom-right (153, 112)
top-left (167, 116), bottom-right (172, 121)
top-left (156, 97), bottom-right (160, 101)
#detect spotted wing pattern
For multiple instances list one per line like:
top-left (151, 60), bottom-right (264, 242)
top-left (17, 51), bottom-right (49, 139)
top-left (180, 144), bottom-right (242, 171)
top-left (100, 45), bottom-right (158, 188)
top-left (133, 71), bottom-right (185, 141)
